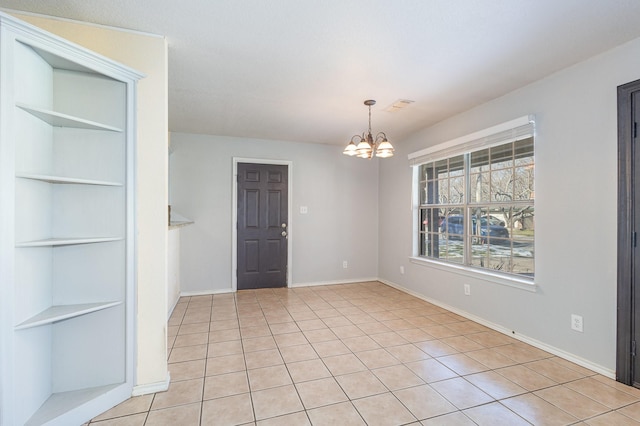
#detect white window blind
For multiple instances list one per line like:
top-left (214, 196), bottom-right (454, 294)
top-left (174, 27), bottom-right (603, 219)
top-left (408, 115), bottom-right (535, 167)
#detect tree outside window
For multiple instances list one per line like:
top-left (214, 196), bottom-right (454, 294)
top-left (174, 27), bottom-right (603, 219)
top-left (416, 137), bottom-right (534, 278)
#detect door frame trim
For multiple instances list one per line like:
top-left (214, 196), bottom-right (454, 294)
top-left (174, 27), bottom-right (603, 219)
top-left (232, 158), bottom-right (293, 292)
top-left (616, 79), bottom-right (640, 385)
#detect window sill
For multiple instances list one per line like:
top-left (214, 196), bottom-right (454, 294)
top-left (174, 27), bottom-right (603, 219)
top-left (408, 256), bottom-right (537, 293)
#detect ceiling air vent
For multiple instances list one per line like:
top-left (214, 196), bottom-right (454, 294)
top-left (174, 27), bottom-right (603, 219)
top-left (385, 99), bottom-right (414, 112)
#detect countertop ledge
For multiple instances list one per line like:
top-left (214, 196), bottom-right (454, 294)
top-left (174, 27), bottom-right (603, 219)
top-left (169, 220), bottom-right (194, 230)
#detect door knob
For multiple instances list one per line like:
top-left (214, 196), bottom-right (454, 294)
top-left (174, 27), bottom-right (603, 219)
top-left (281, 231), bottom-right (287, 237)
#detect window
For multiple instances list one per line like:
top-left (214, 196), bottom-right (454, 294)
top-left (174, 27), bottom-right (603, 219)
top-left (411, 117), bottom-right (535, 279)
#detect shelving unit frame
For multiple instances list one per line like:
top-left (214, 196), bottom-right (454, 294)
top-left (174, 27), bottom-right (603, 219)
top-left (0, 12), bottom-right (143, 426)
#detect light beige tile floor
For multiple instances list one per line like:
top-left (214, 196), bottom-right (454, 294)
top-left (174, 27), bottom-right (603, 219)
top-left (89, 281), bottom-right (640, 425)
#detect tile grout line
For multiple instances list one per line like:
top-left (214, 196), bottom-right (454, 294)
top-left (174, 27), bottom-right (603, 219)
top-left (93, 284), bottom-right (640, 425)
top-left (235, 293), bottom-right (259, 425)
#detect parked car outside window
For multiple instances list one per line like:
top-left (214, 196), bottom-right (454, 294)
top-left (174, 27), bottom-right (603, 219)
top-left (440, 215), bottom-right (509, 242)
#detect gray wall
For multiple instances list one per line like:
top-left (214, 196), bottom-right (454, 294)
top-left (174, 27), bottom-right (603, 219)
top-left (378, 36), bottom-right (640, 374)
top-left (169, 134), bottom-right (379, 294)
top-left (171, 35), bottom-right (640, 375)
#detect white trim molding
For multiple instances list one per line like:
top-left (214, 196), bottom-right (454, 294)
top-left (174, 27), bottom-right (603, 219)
top-left (132, 373), bottom-right (170, 396)
top-left (290, 277), bottom-right (380, 288)
top-left (180, 288), bottom-right (235, 297)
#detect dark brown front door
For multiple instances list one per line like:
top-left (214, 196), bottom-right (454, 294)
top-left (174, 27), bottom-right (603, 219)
top-left (617, 79), bottom-right (640, 387)
top-left (237, 163), bottom-right (288, 289)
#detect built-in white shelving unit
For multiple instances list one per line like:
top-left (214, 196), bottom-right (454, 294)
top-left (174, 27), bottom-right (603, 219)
top-left (0, 12), bottom-right (143, 426)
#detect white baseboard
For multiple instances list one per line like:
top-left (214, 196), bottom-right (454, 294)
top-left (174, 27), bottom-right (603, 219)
top-left (378, 278), bottom-right (615, 379)
top-left (180, 278), bottom-right (379, 294)
top-left (180, 288), bottom-right (235, 297)
top-left (291, 277), bottom-right (379, 288)
top-left (167, 295), bottom-right (181, 320)
top-left (132, 373), bottom-right (170, 396)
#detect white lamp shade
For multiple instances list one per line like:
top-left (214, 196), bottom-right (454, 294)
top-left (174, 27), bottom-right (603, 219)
top-left (376, 140), bottom-right (394, 151)
top-left (356, 140), bottom-right (372, 152)
top-left (375, 139), bottom-right (394, 158)
top-left (343, 142), bottom-right (357, 156)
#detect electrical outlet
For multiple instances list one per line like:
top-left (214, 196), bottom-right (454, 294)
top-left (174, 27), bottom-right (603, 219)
top-left (464, 284), bottom-right (471, 296)
top-left (571, 314), bottom-right (584, 332)
top-left (342, 260), bottom-right (348, 269)
top-left (300, 206), bottom-right (308, 214)
top-left (400, 266), bottom-right (405, 275)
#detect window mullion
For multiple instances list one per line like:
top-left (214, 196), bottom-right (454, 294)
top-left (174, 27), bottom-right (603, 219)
top-left (464, 153), bottom-right (472, 266)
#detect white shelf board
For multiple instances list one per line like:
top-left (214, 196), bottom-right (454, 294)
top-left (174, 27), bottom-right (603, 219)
top-left (15, 301), bottom-right (122, 330)
top-left (16, 237), bottom-right (122, 247)
top-left (24, 383), bottom-right (122, 426)
top-left (16, 103), bottom-right (123, 132)
top-left (17, 173), bottom-right (122, 186)
top-left (24, 42), bottom-right (99, 75)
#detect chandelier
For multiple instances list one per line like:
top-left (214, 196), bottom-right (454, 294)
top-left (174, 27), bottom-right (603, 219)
top-left (342, 100), bottom-right (394, 159)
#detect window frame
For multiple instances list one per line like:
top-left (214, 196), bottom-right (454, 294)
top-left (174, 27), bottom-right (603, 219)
top-left (409, 116), bottom-right (536, 289)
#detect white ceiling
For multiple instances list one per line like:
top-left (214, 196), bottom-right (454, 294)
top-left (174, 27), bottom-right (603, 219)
top-left (3, 1), bottom-right (640, 146)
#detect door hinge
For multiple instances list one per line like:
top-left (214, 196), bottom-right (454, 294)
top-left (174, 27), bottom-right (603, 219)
top-left (634, 231), bottom-right (637, 248)
top-left (635, 122), bottom-right (638, 139)
top-left (632, 340), bottom-right (636, 357)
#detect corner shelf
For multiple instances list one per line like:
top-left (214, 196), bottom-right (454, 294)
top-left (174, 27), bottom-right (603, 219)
top-left (25, 384), bottom-right (122, 426)
top-left (17, 173), bottom-right (123, 187)
top-left (1, 12), bottom-right (142, 426)
top-left (16, 103), bottom-right (123, 132)
top-left (15, 301), bottom-right (122, 330)
top-left (16, 237), bottom-right (122, 248)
